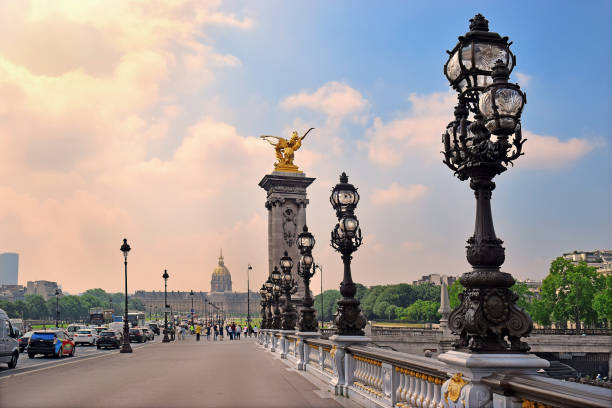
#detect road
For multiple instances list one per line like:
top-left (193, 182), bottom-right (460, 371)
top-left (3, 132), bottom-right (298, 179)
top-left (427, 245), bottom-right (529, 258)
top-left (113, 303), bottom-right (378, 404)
top-left (0, 335), bottom-right (346, 408)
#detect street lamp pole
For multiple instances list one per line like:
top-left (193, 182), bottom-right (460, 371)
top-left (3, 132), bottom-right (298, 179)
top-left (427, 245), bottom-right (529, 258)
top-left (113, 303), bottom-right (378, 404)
top-left (279, 252), bottom-right (298, 331)
top-left (190, 290), bottom-right (194, 327)
top-left (162, 270), bottom-right (170, 343)
top-left (296, 226), bottom-right (318, 332)
top-left (55, 289), bottom-right (60, 328)
top-left (247, 264), bottom-right (252, 334)
top-left (120, 239), bottom-right (132, 353)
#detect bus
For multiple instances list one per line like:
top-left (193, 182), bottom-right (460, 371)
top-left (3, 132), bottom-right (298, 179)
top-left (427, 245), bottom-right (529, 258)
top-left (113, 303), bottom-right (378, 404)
top-left (127, 311), bottom-right (145, 328)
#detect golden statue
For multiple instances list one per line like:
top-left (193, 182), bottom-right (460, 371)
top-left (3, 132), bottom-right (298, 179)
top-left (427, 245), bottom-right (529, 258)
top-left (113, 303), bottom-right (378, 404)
top-left (260, 128), bottom-right (314, 173)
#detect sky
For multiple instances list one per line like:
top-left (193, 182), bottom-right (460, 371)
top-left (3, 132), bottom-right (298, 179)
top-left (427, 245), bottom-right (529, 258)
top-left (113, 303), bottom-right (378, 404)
top-left (0, 0), bottom-right (610, 295)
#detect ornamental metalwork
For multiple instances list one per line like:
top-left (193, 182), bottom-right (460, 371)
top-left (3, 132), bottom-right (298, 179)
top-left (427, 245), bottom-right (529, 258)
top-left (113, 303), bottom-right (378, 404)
top-left (296, 225), bottom-right (318, 332)
top-left (279, 252), bottom-right (298, 330)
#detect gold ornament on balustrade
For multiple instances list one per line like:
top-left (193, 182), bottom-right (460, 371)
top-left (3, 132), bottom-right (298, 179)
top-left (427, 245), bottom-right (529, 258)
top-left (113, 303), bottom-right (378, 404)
top-left (260, 128), bottom-right (315, 173)
top-left (444, 373), bottom-right (468, 404)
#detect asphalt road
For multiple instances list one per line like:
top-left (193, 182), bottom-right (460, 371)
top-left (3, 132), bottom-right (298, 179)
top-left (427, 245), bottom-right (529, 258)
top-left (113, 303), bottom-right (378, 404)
top-left (0, 336), bottom-right (345, 408)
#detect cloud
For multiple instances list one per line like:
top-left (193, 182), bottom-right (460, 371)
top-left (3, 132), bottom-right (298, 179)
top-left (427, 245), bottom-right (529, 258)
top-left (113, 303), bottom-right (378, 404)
top-left (371, 183), bottom-right (428, 206)
top-left (514, 72), bottom-right (531, 88)
top-left (361, 91), bottom-right (455, 166)
top-left (281, 81), bottom-right (369, 127)
top-left (402, 241), bottom-right (424, 252)
top-left (521, 131), bottom-right (601, 169)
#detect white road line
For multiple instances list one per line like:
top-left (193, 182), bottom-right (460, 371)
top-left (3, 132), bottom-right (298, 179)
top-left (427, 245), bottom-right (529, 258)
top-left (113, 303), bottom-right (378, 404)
top-left (0, 344), bottom-right (148, 381)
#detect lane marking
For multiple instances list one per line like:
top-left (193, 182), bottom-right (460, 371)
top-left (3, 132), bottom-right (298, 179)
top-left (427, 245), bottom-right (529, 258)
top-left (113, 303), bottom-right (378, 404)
top-left (0, 343), bottom-right (149, 380)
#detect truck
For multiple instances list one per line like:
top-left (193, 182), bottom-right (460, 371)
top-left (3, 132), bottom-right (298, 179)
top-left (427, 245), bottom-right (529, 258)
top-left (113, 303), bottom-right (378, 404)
top-left (89, 307), bottom-right (104, 325)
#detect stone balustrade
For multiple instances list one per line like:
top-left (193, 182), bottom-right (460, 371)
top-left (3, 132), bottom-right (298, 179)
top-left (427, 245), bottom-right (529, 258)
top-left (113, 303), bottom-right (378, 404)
top-left (258, 329), bottom-right (612, 408)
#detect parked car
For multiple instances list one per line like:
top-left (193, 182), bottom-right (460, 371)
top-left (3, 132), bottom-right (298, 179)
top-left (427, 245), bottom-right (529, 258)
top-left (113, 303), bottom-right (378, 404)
top-left (92, 326), bottom-right (107, 335)
top-left (128, 328), bottom-right (146, 343)
top-left (142, 328), bottom-right (154, 341)
top-left (73, 329), bottom-right (98, 346)
top-left (18, 331), bottom-right (34, 353)
top-left (0, 308), bottom-right (20, 368)
top-left (27, 330), bottom-right (75, 358)
top-left (147, 323), bottom-right (160, 335)
top-left (96, 330), bottom-right (122, 349)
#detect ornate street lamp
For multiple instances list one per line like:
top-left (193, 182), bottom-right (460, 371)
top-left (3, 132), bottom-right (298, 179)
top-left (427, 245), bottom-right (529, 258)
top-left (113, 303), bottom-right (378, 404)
top-left (270, 267), bottom-right (282, 330)
top-left (296, 226), bottom-right (318, 332)
top-left (247, 264), bottom-right (252, 334)
top-left (330, 173), bottom-right (367, 336)
top-left (279, 251), bottom-right (298, 331)
top-left (162, 270), bottom-right (170, 343)
top-left (441, 14), bottom-right (532, 352)
top-left (55, 289), bottom-right (60, 328)
top-left (259, 285), bottom-right (268, 329)
top-left (120, 239), bottom-right (132, 353)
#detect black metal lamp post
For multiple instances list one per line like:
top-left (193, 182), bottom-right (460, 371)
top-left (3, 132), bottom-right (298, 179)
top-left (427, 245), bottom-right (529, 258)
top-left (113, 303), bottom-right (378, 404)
top-left (55, 289), bottom-right (60, 328)
top-left (264, 277), bottom-right (273, 329)
top-left (162, 270), bottom-right (170, 343)
top-left (442, 14), bottom-right (532, 352)
top-left (270, 267), bottom-right (282, 330)
top-left (190, 290), bottom-right (194, 326)
top-left (259, 285), bottom-right (268, 329)
top-left (247, 264), bottom-right (252, 334)
top-left (279, 252), bottom-right (298, 331)
top-left (297, 226), bottom-right (318, 332)
top-left (120, 239), bottom-right (132, 353)
top-left (330, 173), bottom-right (367, 336)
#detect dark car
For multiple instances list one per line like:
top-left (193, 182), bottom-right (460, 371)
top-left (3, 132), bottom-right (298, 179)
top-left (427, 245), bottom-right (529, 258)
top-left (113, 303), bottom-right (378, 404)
top-left (129, 328), bottom-right (146, 343)
top-left (97, 330), bottom-right (122, 349)
top-left (18, 331), bottom-right (34, 353)
top-left (27, 330), bottom-right (75, 358)
top-left (147, 323), bottom-right (160, 335)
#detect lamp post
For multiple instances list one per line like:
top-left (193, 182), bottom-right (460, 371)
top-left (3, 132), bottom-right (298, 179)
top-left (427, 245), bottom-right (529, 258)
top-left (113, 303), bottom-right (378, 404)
top-left (441, 14), bottom-right (532, 352)
top-left (329, 173), bottom-right (367, 336)
top-left (162, 270), bottom-right (170, 343)
top-left (314, 264), bottom-right (323, 329)
top-left (279, 252), bottom-right (298, 331)
top-left (120, 238), bottom-right (132, 353)
top-left (296, 226), bottom-right (318, 332)
top-left (247, 264), bottom-right (252, 335)
top-left (190, 290), bottom-right (194, 327)
top-left (259, 284), bottom-right (267, 329)
top-left (264, 277), bottom-right (273, 330)
top-left (270, 267), bottom-right (282, 330)
top-left (55, 289), bottom-right (60, 328)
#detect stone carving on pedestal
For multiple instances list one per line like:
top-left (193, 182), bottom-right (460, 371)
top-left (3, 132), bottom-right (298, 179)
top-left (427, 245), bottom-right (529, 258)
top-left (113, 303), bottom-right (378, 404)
top-left (282, 207), bottom-right (297, 247)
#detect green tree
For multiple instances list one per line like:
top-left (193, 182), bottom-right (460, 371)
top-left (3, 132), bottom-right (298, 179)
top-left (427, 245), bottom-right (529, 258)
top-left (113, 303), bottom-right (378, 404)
top-left (355, 283), bottom-right (369, 302)
top-left (540, 257), bottom-right (603, 329)
top-left (25, 294), bottom-right (49, 319)
top-left (313, 290), bottom-right (341, 321)
top-left (448, 280), bottom-right (463, 309)
top-left (593, 275), bottom-right (612, 325)
top-left (412, 283), bottom-right (440, 302)
top-left (401, 300), bottom-right (440, 323)
top-left (361, 286), bottom-right (385, 318)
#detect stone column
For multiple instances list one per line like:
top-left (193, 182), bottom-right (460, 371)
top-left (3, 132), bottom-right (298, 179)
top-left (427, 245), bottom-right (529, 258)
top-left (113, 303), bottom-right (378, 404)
top-left (259, 172), bottom-right (315, 301)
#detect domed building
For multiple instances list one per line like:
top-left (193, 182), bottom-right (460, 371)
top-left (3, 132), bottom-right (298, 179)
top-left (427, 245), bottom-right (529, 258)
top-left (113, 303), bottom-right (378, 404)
top-left (210, 250), bottom-right (232, 292)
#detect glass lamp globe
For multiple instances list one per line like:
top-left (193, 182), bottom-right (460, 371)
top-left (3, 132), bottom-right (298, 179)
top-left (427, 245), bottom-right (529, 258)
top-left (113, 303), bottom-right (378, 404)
top-left (330, 172), bottom-right (360, 214)
top-left (444, 14), bottom-right (515, 97)
top-left (340, 216), bottom-right (359, 237)
top-left (265, 278), bottom-right (273, 290)
top-left (283, 272), bottom-right (292, 283)
top-left (271, 267), bottom-right (282, 282)
top-left (280, 251), bottom-right (293, 270)
top-left (479, 59), bottom-right (526, 135)
top-left (297, 225), bottom-right (315, 252)
top-left (301, 254), bottom-right (313, 268)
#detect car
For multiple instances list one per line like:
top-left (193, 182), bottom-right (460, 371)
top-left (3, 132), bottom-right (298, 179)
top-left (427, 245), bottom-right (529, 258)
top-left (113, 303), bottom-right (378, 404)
top-left (96, 330), bottom-right (122, 349)
top-left (142, 328), bottom-right (154, 341)
top-left (0, 308), bottom-right (20, 369)
top-left (66, 324), bottom-right (88, 334)
top-left (92, 326), bottom-right (107, 335)
top-left (147, 323), bottom-right (160, 335)
top-left (73, 329), bottom-right (98, 346)
top-left (27, 330), bottom-right (75, 358)
top-left (18, 331), bottom-right (34, 353)
top-left (128, 328), bottom-right (146, 343)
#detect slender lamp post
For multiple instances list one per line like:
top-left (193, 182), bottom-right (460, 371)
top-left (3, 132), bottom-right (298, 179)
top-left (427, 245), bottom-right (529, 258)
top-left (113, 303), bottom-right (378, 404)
top-left (120, 238), bottom-right (132, 353)
top-left (330, 173), bottom-right (366, 336)
top-left (279, 252), bottom-right (297, 331)
top-left (442, 14), bottom-right (532, 352)
top-left (264, 277), bottom-right (273, 329)
top-left (270, 267), bottom-right (282, 330)
top-left (162, 270), bottom-right (170, 343)
top-left (259, 284), bottom-right (268, 329)
top-left (247, 264), bottom-right (252, 334)
top-left (55, 289), bottom-right (60, 328)
top-left (190, 290), bottom-right (194, 326)
top-left (297, 226), bottom-right (318, 332)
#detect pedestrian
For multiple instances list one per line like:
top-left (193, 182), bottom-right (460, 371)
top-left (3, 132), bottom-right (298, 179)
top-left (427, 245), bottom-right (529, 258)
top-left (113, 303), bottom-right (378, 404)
top-left (213, 325), bottom-right (218, 341)
top-left (253, 325), bottom-right (258, 338)
top-left (176, 325), bottom-right (182, 341)
top-left (195, 324), bottom-right (201, 341)
top-left (235, 324), bottom-right (241, 340)
top-left (228, 324), bottom-right (233, 341)
top-left (206, 324), bottom-right (211, 341)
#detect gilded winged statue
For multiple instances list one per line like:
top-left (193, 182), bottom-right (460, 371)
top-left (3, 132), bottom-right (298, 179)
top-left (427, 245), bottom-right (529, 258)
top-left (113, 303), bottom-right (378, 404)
top-left (260, 128), bottom-right (314, 172)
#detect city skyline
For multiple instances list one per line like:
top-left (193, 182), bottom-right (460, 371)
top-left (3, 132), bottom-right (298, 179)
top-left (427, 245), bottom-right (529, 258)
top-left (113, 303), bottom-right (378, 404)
top-left (0, 1), bottom-right (609, 294)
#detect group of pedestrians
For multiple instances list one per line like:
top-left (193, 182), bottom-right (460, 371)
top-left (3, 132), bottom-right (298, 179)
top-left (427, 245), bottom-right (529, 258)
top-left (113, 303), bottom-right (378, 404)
top-left (172, 321), bottom-right (258, 342)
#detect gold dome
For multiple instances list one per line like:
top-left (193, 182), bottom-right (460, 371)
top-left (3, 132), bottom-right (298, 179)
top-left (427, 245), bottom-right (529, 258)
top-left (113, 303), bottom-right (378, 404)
top-left (211, 249), bottom-right (232, 292)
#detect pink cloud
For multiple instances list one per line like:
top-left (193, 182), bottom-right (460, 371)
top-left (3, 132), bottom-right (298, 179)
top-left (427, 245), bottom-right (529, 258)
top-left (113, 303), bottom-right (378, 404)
top-left (371, 183), bottom-right (428, 206)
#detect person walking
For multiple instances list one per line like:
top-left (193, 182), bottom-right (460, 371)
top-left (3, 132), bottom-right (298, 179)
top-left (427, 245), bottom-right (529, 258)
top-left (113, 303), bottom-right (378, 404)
top-left (227, 324), bottom-right (233, 341)
top-left (176, 325), bottom-right (183, 341)
top-left (235, 324), bottom-right (241, 340)
top-left (213, 325), bottom-right (218, 341)
top-left (195, 324), bottom-right (201, 341)
top-left (206, 324), bottom-right (211, 341)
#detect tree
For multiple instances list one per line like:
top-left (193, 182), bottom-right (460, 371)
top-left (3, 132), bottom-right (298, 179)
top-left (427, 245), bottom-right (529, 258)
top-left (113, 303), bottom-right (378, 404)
top-left (593, 275), bottom-right (612, 325)
top-left (25, 294), bottom-right (49, 319)
top-left (361, 286), bottom-right (385, 318)
top-left (400, 300), bottom-right (440, 323)
top-left (313, 290), bottom-right (341, 321)
top-left (540, 257), bottom-right (603, 329)
top-left (448, 280), bottom-right (463, 309)
top-left (355, 283), bottom-right (369, 302)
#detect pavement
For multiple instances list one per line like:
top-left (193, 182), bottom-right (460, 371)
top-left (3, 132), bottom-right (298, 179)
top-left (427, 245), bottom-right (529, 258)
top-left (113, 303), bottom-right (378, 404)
top-left (0, 335), bottom-right (347, 408)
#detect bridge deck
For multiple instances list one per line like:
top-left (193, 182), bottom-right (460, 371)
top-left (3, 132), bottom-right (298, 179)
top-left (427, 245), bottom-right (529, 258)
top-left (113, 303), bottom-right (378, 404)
top-left (1, 336), bottom-right (345, 408)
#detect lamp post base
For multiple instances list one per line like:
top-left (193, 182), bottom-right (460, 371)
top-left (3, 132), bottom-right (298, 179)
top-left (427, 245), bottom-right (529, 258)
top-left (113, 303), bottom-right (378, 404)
top-left (120, 341), bottom-right (132, 353)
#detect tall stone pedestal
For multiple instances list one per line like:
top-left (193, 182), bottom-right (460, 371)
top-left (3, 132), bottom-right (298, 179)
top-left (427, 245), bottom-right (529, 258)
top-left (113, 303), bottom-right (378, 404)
top-left (438, 351), bottom-right (549, 408)
top-left (259, 172), bottom-right (315, 299)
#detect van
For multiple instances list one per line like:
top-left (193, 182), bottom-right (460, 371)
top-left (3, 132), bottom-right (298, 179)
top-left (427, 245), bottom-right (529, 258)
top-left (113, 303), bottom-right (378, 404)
top-left (0, 308), bottom-right (19, 368)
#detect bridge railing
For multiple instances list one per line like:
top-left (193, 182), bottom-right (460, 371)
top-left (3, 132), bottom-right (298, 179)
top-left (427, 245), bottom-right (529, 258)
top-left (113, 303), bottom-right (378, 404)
top-left (531, 328), bottom-right (612, 336)
top-left (259, 329), bottom-right (612, 408)
top-left (371, 326), bottom-right (442, 337)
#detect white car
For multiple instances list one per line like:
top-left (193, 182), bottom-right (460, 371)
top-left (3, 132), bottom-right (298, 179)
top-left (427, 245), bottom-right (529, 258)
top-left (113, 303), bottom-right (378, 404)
top-left (0, 308), bottom-right (19, 368)
top-left (73, 329), bottom-right (98, 346)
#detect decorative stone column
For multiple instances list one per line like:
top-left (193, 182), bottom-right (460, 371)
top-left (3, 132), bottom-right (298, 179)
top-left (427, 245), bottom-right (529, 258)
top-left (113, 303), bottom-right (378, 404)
top-left (438, 277), bottom-right (451, 335)
top-left (259, 172), bottom-right (315, 301)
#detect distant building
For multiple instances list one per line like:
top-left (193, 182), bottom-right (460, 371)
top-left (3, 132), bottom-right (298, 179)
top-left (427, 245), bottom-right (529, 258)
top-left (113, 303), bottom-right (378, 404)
top-left (135, 250), bottom-right (259, 319)
top-left (0, 284), bottom-right (26, 301)
top-left (0, 253), bottom-right (19, 285)
top-left (26, 280), bottom-right (61, 300)
top-left (563, 249), bottom-right (612, 275)
top-left (412, 274), bottom-right (456, 286)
